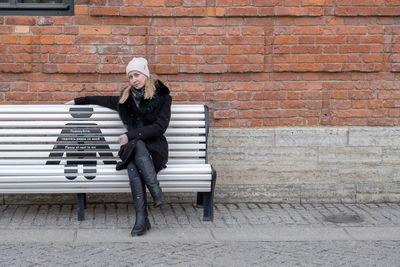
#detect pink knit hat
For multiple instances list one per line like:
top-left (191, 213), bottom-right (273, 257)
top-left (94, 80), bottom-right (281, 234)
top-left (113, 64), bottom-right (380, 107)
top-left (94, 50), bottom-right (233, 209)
top-left (126, 57), bottom-right (150, 77)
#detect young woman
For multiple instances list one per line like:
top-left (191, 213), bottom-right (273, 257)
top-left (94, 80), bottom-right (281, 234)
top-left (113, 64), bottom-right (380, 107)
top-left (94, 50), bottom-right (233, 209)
top-left (66, 57), bottom-right (172, 236)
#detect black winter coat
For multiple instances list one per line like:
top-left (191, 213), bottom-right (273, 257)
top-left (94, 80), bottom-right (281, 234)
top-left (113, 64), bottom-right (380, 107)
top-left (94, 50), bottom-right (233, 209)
top-left (74, 80), bottom-right (172, 173)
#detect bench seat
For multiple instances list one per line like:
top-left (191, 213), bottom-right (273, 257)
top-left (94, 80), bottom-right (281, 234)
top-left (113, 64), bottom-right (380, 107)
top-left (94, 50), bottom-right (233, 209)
top-left (0, 104), bottom-right (216, 221)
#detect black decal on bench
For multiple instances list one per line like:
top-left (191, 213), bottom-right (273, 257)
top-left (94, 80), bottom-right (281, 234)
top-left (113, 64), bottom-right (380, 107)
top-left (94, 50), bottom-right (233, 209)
top-left (69, 107), bottom-right (94, 119)
top-left (46, 115), bottom-right (117, 180)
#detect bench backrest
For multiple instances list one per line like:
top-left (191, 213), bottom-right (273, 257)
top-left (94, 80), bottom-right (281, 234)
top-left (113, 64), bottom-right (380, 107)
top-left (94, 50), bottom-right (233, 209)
top-left (0, 104), bottom-right (209, 167)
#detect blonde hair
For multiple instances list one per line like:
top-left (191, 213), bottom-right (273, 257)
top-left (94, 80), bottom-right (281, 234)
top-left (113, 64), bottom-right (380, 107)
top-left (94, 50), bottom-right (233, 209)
top-left (119, 77), bottom-right (156, 104)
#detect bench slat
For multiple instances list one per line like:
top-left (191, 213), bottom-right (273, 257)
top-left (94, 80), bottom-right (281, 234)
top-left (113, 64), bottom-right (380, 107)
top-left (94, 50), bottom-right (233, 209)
top-left (0, 158), bottom-right (206, 165)
top-left (0, 147), bottom-right (206, 157)
top-left (0, 136), bottom-right (206, 144)
top-left (0, 181), bottom-right (211, 188)
top-left (0, 128), bottom-right (206, 136)
top-left (0, 120), bottom-right (205, 128)
top-left (0, 113), bottom-right (204, 121)
top-left (0, 105), bottom-right (206, 113)
top-left (0, 164), bottom-right (212, 175)
top-left (0, 187), bottom-right (211, 193)
top-left (0, 174), bottom-right (211, 182)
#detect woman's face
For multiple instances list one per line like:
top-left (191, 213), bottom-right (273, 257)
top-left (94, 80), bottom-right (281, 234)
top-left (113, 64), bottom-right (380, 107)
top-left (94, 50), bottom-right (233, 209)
top-left (128, 71), bottom-right (147, 89)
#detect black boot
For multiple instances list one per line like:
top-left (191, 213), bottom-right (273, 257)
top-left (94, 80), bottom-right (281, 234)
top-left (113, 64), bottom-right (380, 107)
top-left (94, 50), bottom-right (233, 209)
top-left (128, 163), bottom-right (151, 236)
top-left (136, 156), bottom-right (164, 207)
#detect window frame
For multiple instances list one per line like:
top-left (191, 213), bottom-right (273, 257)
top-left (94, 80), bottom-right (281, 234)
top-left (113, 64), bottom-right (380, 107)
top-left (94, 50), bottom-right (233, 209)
top-left (0, 0), bottom-right (74, 16)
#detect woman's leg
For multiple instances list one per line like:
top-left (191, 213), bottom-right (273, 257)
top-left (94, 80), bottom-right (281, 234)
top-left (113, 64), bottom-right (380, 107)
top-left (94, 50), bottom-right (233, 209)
top-left (127, 161), bottom-right (150, 236)
top-left (134, 140), bottom-right (164, 207)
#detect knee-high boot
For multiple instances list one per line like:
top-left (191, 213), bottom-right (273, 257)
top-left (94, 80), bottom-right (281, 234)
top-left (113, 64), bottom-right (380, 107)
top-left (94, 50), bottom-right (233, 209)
top-left (135, 155), bottom-right (164, 207)
top-left (128, 163), bottom-right (151, 236)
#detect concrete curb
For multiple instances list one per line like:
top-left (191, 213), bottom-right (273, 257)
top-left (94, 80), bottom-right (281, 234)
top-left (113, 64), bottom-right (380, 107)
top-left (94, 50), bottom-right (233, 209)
top-left (2, 226), bottom-right (400, 243)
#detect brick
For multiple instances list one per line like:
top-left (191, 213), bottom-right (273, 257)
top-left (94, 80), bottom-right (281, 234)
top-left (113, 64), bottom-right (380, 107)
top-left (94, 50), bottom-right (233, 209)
top-left (335, 7), bottom-right (358, 16)
top-left (3, 35), bottom-right (20, 44)
top-left (174, 7), bottom-right (207, 16)
top-left (55, 36), bottom-right (75, 44)
top-left (302, 0), bottom-right (332, 5)
top-left (103, 17), bottom-right (135, 25)
top-left (5, 92), bottom-right (36, 101)
top-left (225, 7), bottom-right (258, 16)
top-left (316, 55), bottom-right (347, 63)
top-left (0, 26), bottom-right (13, 34)
top-left (14, 26), bottom-right (30, 34)
top-left (59, 64), bottom-right (79, 73)
top-left (75, 5), bottom-right (89, 15)
top-left (90, 7), bottom-right (119, 16)
top-left (198, 64), bottom-right (228, 73)
top-left (6, 17), bottom-right (36, 25)
top-left (293, 27), bottom-right (323, 35)
top-left (79, 26), bottom-right (111, 35)
top-left (274, 36), bottom-right (297, 44)
top-left (120, 7), bottom-right (152, 16)
top-left (143, 0), bottom-right (164, 6)
top-left (155, 65), bottom-right (179, 74)
top-left (275, 7), bottom-right (308, 16)
top-left (353, 0), bottom-right (384, 5)
top-left (40, 36), bottom-right (54, 45)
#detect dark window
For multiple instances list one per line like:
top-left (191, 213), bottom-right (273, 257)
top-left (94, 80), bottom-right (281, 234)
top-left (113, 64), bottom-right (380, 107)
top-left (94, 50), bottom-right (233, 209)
top-left (0, 0), bottom-right (74, 16)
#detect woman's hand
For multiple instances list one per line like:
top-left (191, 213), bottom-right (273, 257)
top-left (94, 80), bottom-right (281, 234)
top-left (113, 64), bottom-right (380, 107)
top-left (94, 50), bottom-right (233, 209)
top-left (118, 134), bottom-right (128, 146)
top-left (65, 100), bottom-right (75, 105)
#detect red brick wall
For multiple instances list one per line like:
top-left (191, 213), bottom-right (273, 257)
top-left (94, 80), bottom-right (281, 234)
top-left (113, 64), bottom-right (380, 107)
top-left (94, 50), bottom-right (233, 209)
top-left (1, 0), bottom-right (400, 127)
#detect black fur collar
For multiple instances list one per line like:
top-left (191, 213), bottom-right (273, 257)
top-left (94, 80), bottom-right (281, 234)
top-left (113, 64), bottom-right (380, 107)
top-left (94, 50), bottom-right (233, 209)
top-left (138, 80), bottom-right (170, 114)
top-left (119, 79), bottom-right (170, 116)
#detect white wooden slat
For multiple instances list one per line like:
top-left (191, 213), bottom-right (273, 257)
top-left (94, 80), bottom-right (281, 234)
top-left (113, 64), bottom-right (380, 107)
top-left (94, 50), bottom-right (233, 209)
top-left (0, 181), bottom-right (211, 188)
top-left (0, 144), bottom-right (121, 151)
top-left (0, 164), bottom-right (212, 175)
top-left (0, 129), bottom-right (125, 136)
top-left (0, 158), bottom-right (205, 165)
top-left (0, 136), bottom-right (119, 143)
top-left (0, 144), bottom-right (206, 154)
top-left (0, 120), bottom-right (205, 128)
top-left (0, 174), bottom-right (211, 182)
top-left (0, 147), bottom-right (206, 158)
top-left (0, 136), bottom-right (206, 144)
top-left (169, 151), bottom-right (206, 157)
top-left (0, 113), bottom-right (204, 121)
top-left (0, 151), bottom-right (119, 158)
top-left (0, 187), bottom-right (211, 193)
top-left (0, 104), bottom-right (206, 114)
top-left (172, 105), bottom-right (205, 113)
top-left (0, 128), bottom-right (205, 136)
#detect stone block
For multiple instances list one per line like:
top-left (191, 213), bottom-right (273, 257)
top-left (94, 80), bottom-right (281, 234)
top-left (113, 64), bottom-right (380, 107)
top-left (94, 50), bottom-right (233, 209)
top-left (300, 183), bottom-right (357, 203)
top-left (209, 146), bottom-right (318, 162)
top-left (213, 161), bottom-right (319, 185)
top-left (210, 128), bottom-right (275, 147)
top-left (382, 147), bottom-right (400, 163)
top-left (349, 127), bottom-right (400, 147)
top-left (356, 183), bottom-right (400, 203)
top-left (317, 163), bottom-right (394, 183)
top-left (214, 184), bottom-right (301, 203)
top-left (318, 147), bottom-right (382, 163)
top-left (276, 127), bottom-right (348, 147)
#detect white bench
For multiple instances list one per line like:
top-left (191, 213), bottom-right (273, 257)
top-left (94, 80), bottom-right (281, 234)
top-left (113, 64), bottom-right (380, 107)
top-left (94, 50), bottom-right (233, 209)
top-left (0, 104), bottom-right (216, 221)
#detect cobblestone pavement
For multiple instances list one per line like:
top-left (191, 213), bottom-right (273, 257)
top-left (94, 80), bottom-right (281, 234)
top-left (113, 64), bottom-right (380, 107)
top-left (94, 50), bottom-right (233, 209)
top-left (1, 203), bottom-right (400, 266)
top-left (1, 203), bottom-right (400, 229)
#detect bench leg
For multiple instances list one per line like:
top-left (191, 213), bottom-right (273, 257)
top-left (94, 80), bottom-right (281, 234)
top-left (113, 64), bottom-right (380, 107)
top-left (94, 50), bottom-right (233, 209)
top-left (202, 168), bottom-right (216, 221)
top-left (77, 193), bottom-right (86, 221)
top-left (196, 192), bottom-right (203, 207)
